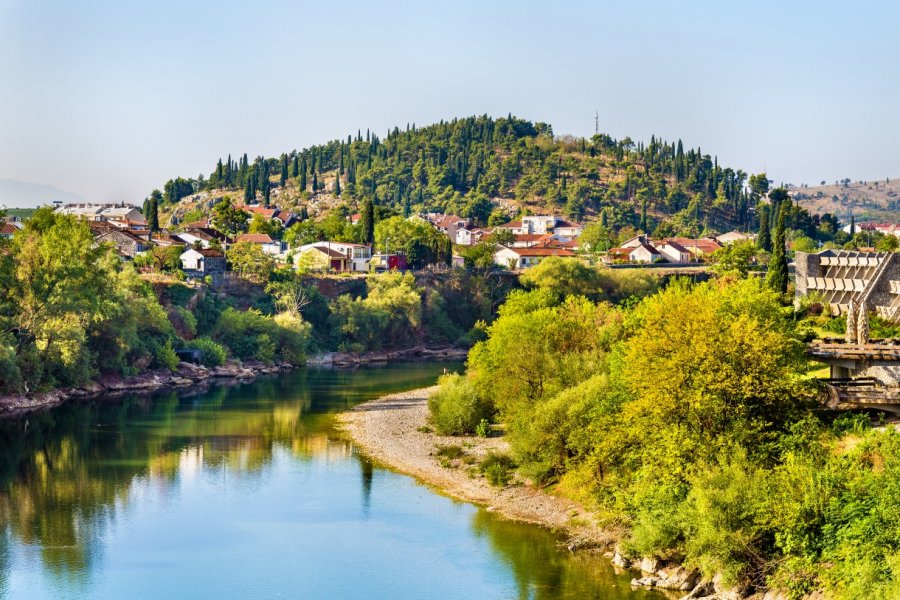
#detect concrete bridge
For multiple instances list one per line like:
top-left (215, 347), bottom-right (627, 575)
top-left (808, 338), bottom-right (900, 415)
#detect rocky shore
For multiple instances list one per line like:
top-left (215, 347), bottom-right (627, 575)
top-left (307, 345), bottom-right (468, 366)
top-left (0, 360), bottom-right (289, 416)
top-left (339, 386), bottom-right (817, 600)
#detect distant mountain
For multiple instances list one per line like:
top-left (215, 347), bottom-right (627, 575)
top-left (0, 179), bottom-right (87, 208)
top-left (790, 178), bottom-right (900, 222)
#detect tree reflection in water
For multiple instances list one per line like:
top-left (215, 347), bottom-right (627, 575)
top-left (0, 364), bottom-right (456, 581)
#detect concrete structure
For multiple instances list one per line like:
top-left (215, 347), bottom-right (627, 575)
top-left (55, 203), bottom-right (146, 227)
top-left (795, 250), bottom-right (900, 318)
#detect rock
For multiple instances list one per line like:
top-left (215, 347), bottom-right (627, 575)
top-left (679, 580), bottom-right (714, 599)
top-left (656, 566), bottom-right (700, 591)
top-left (611, 550), bottom-right (631, 568)
top-left (640, 556), bottom-right (662, 573)
top-left (632, 576), bottom-right (659, 587)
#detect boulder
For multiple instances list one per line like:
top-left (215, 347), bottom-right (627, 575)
top-left (611, 551), bottom-right (631, 568)
top-left (656, 566), bottom-right (700, 591)
top-left (640, 556), bottom-right (662, 573)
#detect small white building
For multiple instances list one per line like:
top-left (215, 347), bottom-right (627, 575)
top-left (236, 233), bottom-right (287, 257)
top-left (493, 245), bottom-right (577, 270)
top-left (298, 241), bottom-right (372, 272)
top-left (629, 243), bottom-right (663, 264)
top-left (657, 240), bottom-right (692, 263)
top-left (715, 231), bottom-right (755, 245)
top-left (497, 216), bottom-right (583, 240)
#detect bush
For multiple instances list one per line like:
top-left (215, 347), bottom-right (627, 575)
top-left (213, 307), bottom-right (310, 365)
top-left (479, 452), bottom-right (516, 487)
top-left (0, 342), bottom-right (22, 394)
top-left (156, 339), bottom-right (179, 372)
top-left (427, 373), bottom-right (493, 435)
top-left (188, 336), bottom-right (227, 367)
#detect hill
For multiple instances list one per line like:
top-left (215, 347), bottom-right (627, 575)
top-left (790, 178), bottom-right (900, 222)
top-left (0, 178), bottom-right (86, 209)
top-left (152, 115), bottom-right (769, 237)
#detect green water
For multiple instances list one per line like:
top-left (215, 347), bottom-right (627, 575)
top-left (0, 363), bottom-right (662, 600)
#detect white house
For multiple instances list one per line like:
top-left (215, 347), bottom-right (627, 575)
top-left (497, 216), bottom-right (583, 240)
top-left (493, 245), bottom-right (576, 270)
top-left (236, 233), bottom-right (287, 257)
top-left (715, 231), bottom-right (755, 245)
top-left (657, 240), bottom-right (692, 263)
top-left (620, 234), bottom-right (649, 249)
top-left (629, 243), bottom-right (663, 264)
top-left (298, 241), bottom-right (372, 272)
top-left (455, 227), bottom-right (493, 246)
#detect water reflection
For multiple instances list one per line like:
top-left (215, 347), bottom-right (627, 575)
top-left (0, 363), bottom-right (661, 600)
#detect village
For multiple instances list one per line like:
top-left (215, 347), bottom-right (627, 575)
top-left (7, 200), bottom-right (768, 283)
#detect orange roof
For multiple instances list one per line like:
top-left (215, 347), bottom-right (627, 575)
top-left (666, 237), bottom-right (722, 254)
top-left (236, 233), bottom-right (275, 244)
top-left (509, 247), bottom-right (576, 257)
top-left (0, 223), bottom-right (19, 235)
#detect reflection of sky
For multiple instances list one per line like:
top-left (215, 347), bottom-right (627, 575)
top-left (0, 365), bottom-right (652, 600)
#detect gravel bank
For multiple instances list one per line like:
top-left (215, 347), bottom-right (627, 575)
top-left (338, 385), bottom-right (615, 548)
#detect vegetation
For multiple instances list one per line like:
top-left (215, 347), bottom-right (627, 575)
top-left (426, 267), bottom-right (900, 598)
top-left (427, 373), bottom-right (492, 435)
top-left (0, 209), bottom-right (312, 394)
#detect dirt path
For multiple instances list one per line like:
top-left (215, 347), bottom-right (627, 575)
top-left (337, 386), bottom-right (615, 548)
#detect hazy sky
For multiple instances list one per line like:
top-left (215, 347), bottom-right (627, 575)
top-left (1, 0), bottom-right (898, 204)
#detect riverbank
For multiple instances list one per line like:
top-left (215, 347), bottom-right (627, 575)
top-left (339, 386), bottom-right (811, 600)
top-left (0, 359), bottom-right (290, 416)
top-left (339, 386), bottom-right (617, 545)
top-left (0, 346), bottom-right (468, 417)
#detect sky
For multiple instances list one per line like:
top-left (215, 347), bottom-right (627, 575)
top-left (1, 0), bottom-right (898, 204)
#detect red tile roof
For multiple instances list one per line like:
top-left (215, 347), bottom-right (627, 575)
top-left (666, 237), bottom-right (722, 255)
top-left (509, 247), bottom-right (576, 257)
top-left (237, 233), bottom-right (275, 244)
top-left (0, 223), bottom-right (18, 235)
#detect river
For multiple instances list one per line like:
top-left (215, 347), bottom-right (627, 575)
top-left (0, 363), bottom-right (664, 600)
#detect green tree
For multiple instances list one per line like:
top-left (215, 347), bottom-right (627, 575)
top-left (766, 202), bottom-right (788, 294)
top-left (147, 190), bottom-right (162, 232)
top-left (757, 204), bottom-right (771, 252)
top-left (211, 199), bottom-right (249, 241)
top-left (360, 198), bottom-right (375, 245)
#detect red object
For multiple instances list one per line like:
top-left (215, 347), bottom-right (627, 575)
top-left (387, 254), bottom-right (407, 270)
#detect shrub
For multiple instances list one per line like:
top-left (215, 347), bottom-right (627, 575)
top-left (0, 342), bottom-right (22, 394)
top-left (188, 336), bottom-right (227, 367)
top-left (255, 333), bottom-right (276, 364)
top-left (479, 452), bottom-right (516, 487)
top-left (157, 339), bottom-right (179, 372)
top-left (427, 373), bottom-right (493, 435)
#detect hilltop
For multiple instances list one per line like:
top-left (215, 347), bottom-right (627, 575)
top-left (152, 115), bottom-right (766, 237)
top-left (790, 178), bottom-right (900, 222)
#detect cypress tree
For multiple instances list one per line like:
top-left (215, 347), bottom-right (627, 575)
top-left (312, 171), bottom-right (318, 192)
top-left (360, 197), bottom-right (375, 245)
top-left (244, 177), bottom-right (254, 203)
top-left (850, 215), bottom-right (856, 237)
top-left (299, 163), bottom-right (307, 193)
top-left (757, 204), bottom-right (771, 251)
top-left (339, 143), bottom-right (345, 175)
top-left (334, 172), bottom-right (341, 197)
top-left (280, 154), bottom-right (288, 187)
top-left (766, 203), bottom-right (788, 294)
top-left (147, 195), bottom-right (159, 232)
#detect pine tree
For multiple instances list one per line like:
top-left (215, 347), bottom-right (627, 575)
top-left (766, 203), bottom-right (788, 294)
top-left (334, 172), bottom-right (341, 196)
top-left (147, 194), bottom-right (159, 232)
top-left (299, 162), bottom-right (307, 193)
top-left (360, 197), bottom-right (375, 245)
top-left (757, 204), bottom-right (771, 251)
top-left (244, 177), bottom-right (254, 203)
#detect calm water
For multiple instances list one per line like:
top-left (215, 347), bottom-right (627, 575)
top-left (0, 363), bottom-right (662, 600)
